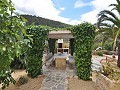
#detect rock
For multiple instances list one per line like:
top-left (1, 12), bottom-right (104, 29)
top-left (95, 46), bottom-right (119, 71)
top-left (74, 75), bottom-right (78, 79)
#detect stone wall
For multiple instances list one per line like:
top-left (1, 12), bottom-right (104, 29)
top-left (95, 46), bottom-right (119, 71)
top-left (92, 50), bottom-right (117, 55)
top-left (95, 73), bottom-right (120, 90)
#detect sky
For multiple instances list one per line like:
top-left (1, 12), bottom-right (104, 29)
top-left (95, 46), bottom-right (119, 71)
top-left (12, 0), bottom-right (116, 25)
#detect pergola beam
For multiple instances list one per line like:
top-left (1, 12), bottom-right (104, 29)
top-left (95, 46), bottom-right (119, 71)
top-left (48, 30), bottom-right (74, 39)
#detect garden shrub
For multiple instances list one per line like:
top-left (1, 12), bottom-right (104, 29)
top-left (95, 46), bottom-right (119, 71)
top-left (93, 43), bottom-right (102, 50)
top-left (97, 51), bottom-right (103, 56)
top-left (0, 0), bottom-right (29, 89)
top-left (102, 63), bottom-right (114, 76)
top-left (103, 42), bottom-right (113, 51)
top-left (10, 55), bottom-right (25, 69)
top-left (71, 22), bottom-right (95, 80)
top-left (100, 62), bottom-right (120, 81)
top-left (0, 70), bottom-right (16, 89)
top-left (25, 25), bottom-right (49, 78)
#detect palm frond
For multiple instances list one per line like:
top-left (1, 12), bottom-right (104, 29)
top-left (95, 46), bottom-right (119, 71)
top-left (97, 14), bottom-right (108, 28)
top-left (99, 23), bottom-right (112, 28)
top-left (99, 10), bottom-right (119, 21)
top-left (97, 14), bottom-right (120, 28)
top-left (98, 13), bottom-right (120, 27)
top-left (106, 17), bottom-right (120, 27)
top-left (109, 0), bottom-right (120, 15)
top-left (97, 0), bottom-right (120, 50)
top-left (116, 0), bottom-right (120, 5)
top-left (109, 4), bottom-right (117, 7)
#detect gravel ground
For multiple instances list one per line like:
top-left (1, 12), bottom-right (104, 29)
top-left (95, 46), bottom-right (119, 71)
top-left (0, 55), bottom-right (109, 90)
top-left (68, 78), bottom-right (95, 90)
top-left (0, 70), bottom-right (45, 90)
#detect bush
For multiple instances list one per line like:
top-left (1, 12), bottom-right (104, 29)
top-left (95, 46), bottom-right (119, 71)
top-left (100, 62), bottom-right (120, 81)
top-left (71, 22), bottom-right (95, 80)
top-left (103, 42), bottom-right (113, 51)
top-left (0, 70), bottom-right (16, 89)
top-left (0, 0), bottom-right (29, 89)
top-left (93, 43), bottom-right (102, 50)
top-left (10, 55), bottom-right (25, 69)
top-left (25, 25), bottom-right (49, 78)
top-left (97, 51), bottom-right (103, 56)
top-left (101, 63), bottom-right (114, 76)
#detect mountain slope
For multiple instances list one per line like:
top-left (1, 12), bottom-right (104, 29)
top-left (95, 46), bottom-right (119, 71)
top-left (21, 15), bottom-right (71, 28)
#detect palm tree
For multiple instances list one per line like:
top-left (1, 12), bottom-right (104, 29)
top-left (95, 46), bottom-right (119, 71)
top-left (97, 0), bottom-right (120, 67)
top-left (96, 24), bottom-right (118, 47)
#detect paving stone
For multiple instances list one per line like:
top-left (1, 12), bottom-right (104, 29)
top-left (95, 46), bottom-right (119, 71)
top-left (52, 79), bottom-right (59, 83)
top-left (56, 77), bottom-right (61, 80)
top-left (57, 84), bottom-right (65, 90)
top-left (45, 77), bottom-right (52, 82)
top-left (42, 88), bottom-right (51, 90)
top-left (43, 81), bottom-right (55, 88)
top-left (52, 86), bottom-right (57, 90)
top-left (40, 61), bottom-right (77, 90)
top-left (56, 73), bottom-right (61, 76)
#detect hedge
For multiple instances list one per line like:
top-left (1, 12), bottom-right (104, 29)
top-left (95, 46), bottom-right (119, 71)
top-left (25, 25), bottom-right (49, 78)
top-left (71, 22), bottom-right (95, 80)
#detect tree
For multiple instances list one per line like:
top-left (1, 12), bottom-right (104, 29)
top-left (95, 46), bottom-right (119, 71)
top-left (96, 24), bottom-right (117, 48)
top-left (97, 0), bottom-right (120, 67)
top-left (0, 0), bottom-right (29, 89)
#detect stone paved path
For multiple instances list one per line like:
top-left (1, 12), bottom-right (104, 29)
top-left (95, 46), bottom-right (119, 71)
top-left (40, 54), bottom-right (104, 90)
top-left (40, 65), bottom-right (76, 90)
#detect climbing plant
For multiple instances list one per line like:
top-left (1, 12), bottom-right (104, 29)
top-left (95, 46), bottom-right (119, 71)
top-left (25, 25), bottom-right (49, 78)
top-left (0, 0), bottom-right (29, 89)
top-left (48, 38), bottom-right (56, 54)
top-left (71, 22), bottom-right (95, 80)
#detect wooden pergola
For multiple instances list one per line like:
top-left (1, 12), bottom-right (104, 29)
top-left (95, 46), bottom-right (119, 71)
top-left (48, 30), bottom-right (74, 39)
top-left (48, 30), bottom-right (74, 55)
top-left (48, 30), bottom-right (74, 69)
